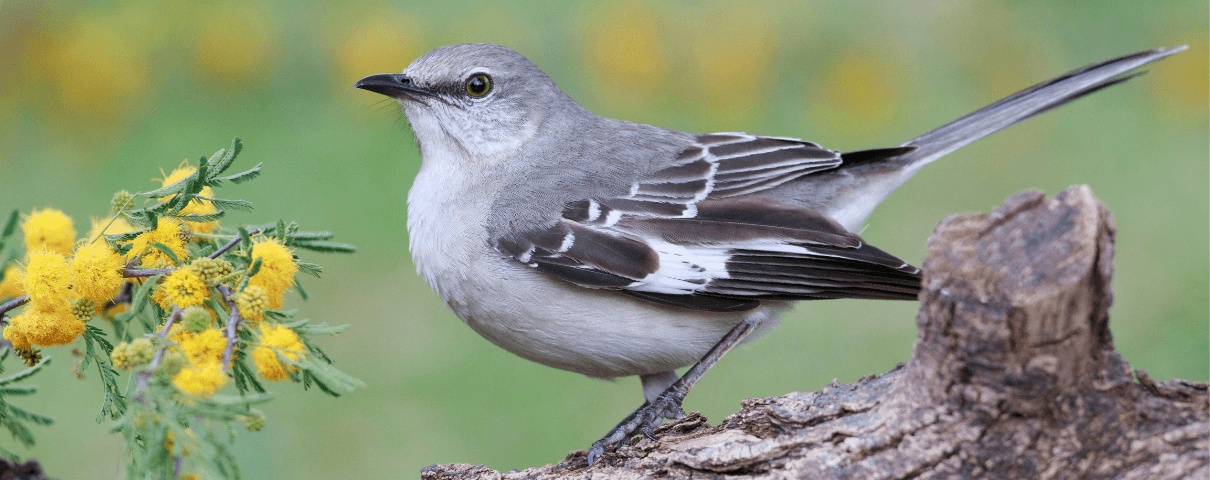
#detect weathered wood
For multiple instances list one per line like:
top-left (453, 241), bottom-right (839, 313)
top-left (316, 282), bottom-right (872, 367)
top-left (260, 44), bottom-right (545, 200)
top-left (421, 186), bottom-right (1209, 480)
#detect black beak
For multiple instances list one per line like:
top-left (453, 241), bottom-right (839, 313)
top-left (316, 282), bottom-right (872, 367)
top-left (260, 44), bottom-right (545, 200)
top-left (354, 73), bottom-right (432, 100)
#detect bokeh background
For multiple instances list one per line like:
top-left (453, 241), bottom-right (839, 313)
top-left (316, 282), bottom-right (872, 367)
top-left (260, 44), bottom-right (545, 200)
top-left (0, 0), bottom-right (1206, 478)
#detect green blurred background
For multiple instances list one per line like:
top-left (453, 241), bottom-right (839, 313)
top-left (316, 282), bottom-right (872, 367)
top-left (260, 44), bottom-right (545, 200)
top-left (0, 0), bottom-right (1206, 478)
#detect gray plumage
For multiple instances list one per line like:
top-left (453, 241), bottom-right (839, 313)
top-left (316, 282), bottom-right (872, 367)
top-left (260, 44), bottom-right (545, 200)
top-left (354, 43), bottom-right (1184, 458)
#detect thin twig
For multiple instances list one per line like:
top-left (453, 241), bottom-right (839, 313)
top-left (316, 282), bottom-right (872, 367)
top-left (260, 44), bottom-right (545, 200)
top-left (135, 306), bottom-right (182, 402)
top-left (209, 228), bottom-right (259, 259)
top-left (119, 228), bottom-right (258, 278)
top-left (217, 285), bottom-right (243, 373)
top-left (0, 294), bottom-right (29, 318)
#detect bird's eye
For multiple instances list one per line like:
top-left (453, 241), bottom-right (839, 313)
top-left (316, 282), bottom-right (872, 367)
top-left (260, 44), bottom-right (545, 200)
top-left (465, 74), bottom-right (492, 97)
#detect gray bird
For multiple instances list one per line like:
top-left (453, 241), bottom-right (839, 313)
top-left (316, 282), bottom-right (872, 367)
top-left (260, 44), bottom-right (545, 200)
top-left (355, 43), bottom-right (1184, 463)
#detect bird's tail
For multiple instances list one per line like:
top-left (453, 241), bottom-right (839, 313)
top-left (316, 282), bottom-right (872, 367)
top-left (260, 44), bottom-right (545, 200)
top-left (893, 45), bottom-right (1187, 173)
top-left (811, 46), bottom-right (1186, 231)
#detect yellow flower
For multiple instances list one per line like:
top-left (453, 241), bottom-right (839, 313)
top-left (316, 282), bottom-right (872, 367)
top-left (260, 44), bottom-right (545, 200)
top-left (20, 250), bottom-right (72, 305)
top-left (0, 266), bottom-right (23, 299)
top-left (86, 217), bottom-right (135, 245)
top-left (161, 268), bottom-right (208, 309)
top-left (235, 285), bottom-right (268, 322)
top-left (8, 304), bottom-right (85, 346)
top-left (23, 209), bottom-right (76, 256)
top-left (172, 360), bottom-right (228, 398)
top-left (71, 242), bottom-right (125, 303)
top-left (177, 327), bottom-right (226, 367)
top-left (158, 165), bottom-right (220, 235)
top-left (252, 324), bottom-right (303, 381)
top-left (248, 238), bottom-right (296, 309)
top-left (3, 324), bottom-right (30, 351)
top-left (127, 220), bottom-right (188, 267)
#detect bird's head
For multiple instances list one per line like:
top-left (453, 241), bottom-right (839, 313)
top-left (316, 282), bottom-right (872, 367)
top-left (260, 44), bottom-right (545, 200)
top-left (355, 43), bottom-right (573, 164)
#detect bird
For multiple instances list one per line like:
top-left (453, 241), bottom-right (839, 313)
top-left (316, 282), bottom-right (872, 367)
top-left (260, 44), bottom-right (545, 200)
top-left (354, 43), bottom-right (1184, 463)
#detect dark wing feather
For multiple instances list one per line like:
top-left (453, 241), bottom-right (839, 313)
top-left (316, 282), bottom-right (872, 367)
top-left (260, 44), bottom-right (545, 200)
top-left (493, 133), bottom-right (922, 312)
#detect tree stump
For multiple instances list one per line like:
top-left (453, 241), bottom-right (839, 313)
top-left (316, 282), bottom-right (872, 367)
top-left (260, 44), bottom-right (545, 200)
top-left (421, 186), bottom-right (1209, 480)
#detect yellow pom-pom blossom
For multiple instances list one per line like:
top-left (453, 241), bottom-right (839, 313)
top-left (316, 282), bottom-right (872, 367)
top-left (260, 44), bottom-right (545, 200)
top-left (0, 266), bottom-right (23, 299)
top-left (23, 209), bottom-right (76, 256)
top-left (20, 250), bottom-right (72, 306)
top-left (235, 285), bottom-right (268, 322)
top-left (3, 324), bottom-right (30, 351)
top-left (159, 165), bottom-right (220, 235)
top-left (248, 238), bottom-right (296, 309)
top-left (71, 242), bottom-right (125, 303)
top-left (252, 324), bottom-right (304, 381)
top-left (172, 360), bottom-right (228, 398)
top-left (127, 220), bottom-right (188, 267)
top-left (86, 217), bottom-right (135, 245)
top-left (161, 268), bottom-right (208, 309)
top-left (177, 327), bottom-right (226, 366)
top-left (7, 305), bottom-right (85, 346)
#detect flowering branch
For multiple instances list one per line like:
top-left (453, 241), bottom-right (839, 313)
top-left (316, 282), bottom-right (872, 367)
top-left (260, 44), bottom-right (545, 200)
top-left (120, 228), bottom-right (259, 278)
top-left (209, 229), bottom-right (258, 259)
top-left (134, 306), bottom-right (182, 402)
top-left (0, 295), bottom-right (28, 319)
top-left (216, 285), bottom-right (242, 373)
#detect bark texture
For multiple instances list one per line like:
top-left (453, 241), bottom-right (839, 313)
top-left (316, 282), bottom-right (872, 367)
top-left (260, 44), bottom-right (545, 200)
top-left (422, 186), bottom-right (1209, 480)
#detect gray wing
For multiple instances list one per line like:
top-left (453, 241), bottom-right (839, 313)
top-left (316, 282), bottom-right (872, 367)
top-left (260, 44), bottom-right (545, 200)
top-left (493, 133), bottom-right (921, 312)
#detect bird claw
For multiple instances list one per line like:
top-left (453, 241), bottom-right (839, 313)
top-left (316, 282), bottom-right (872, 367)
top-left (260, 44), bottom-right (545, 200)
top-left (584, 391), bottom-right (686, 465)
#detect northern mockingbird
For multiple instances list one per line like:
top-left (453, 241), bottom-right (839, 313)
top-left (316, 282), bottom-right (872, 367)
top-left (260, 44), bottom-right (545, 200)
top-left (354, 43), bottom-right (1183, 463)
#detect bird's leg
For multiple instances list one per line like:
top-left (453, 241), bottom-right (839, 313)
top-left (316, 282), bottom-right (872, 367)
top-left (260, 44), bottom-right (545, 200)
top-left (586, 316), bottom-right (764, 464)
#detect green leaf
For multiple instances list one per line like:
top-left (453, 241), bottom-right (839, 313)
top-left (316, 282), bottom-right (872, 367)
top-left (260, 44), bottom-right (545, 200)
top-left (148, 242), bottom-right (182, 266)
top-left (0, 209), bottom-right (18, 247)
top-left (287, 231), bottom-right (334, 241)
top-left (296, 262), bottom-right (322, 278)
top-left (275, 219), bottom-right (287, 241)
top-left (0, 357), bottom-right (50, 387)
top-left (291, 240), bottom-right (356, 253)
top-left (264, 308), bottom-right (298, 321)
top-left (5, 405), bottom-right (52, 426)
top-left (238, 226), bottom-right (253, 250)
top-left (138, 177), bottom-right (191, 199)
top-left (199, 197), bottom-right (253, 212)
top-left (293, 277), bottom-right (309, 300)
top-left (216, 163), bottom-right (262, 185)
top-left (293, 322), bottom-right (349, 335)
top-left (208, 137), bottom-right (242, 178)
top-left (0, 386), bottom-right (36, 396)
top-left (85, 325), bottom-right (115, 355)
top-left (172, 210), bottom-right (226, 223)
top-left (245, 257), bottom-right (263, 280)
top-left (130, 274), bottom-right (162, 314)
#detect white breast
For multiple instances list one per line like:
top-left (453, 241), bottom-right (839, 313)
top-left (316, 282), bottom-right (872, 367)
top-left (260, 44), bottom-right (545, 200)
top-left (405, 143), bottom-right (787, 380)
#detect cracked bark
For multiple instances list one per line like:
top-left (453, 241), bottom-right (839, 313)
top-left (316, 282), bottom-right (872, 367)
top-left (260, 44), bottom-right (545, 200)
top-left (422, 186), bottom-right (1209, 480)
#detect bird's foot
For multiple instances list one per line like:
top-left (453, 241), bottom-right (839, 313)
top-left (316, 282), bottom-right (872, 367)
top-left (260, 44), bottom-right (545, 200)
top-left (586, 390), bottom-right (686, 465)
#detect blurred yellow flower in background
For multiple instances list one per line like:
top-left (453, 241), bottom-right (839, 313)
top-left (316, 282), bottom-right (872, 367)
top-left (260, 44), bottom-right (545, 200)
top-left (1154, 33), bottom-right (1209, 119)
top-left (809, 51), bottom-right (906, 138)
top-left (688, 5), bottom-right (777, 115)
top-left (582, 1), bottom-right (668, 109)
top-left (23, 208), bottom-right (76, 256)
top-left (336, 11), bottom-right (423, 87)
top-left (192, 3), bottom-right (278, 87)
top-left (34, 19), bottom-right (149, 121)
